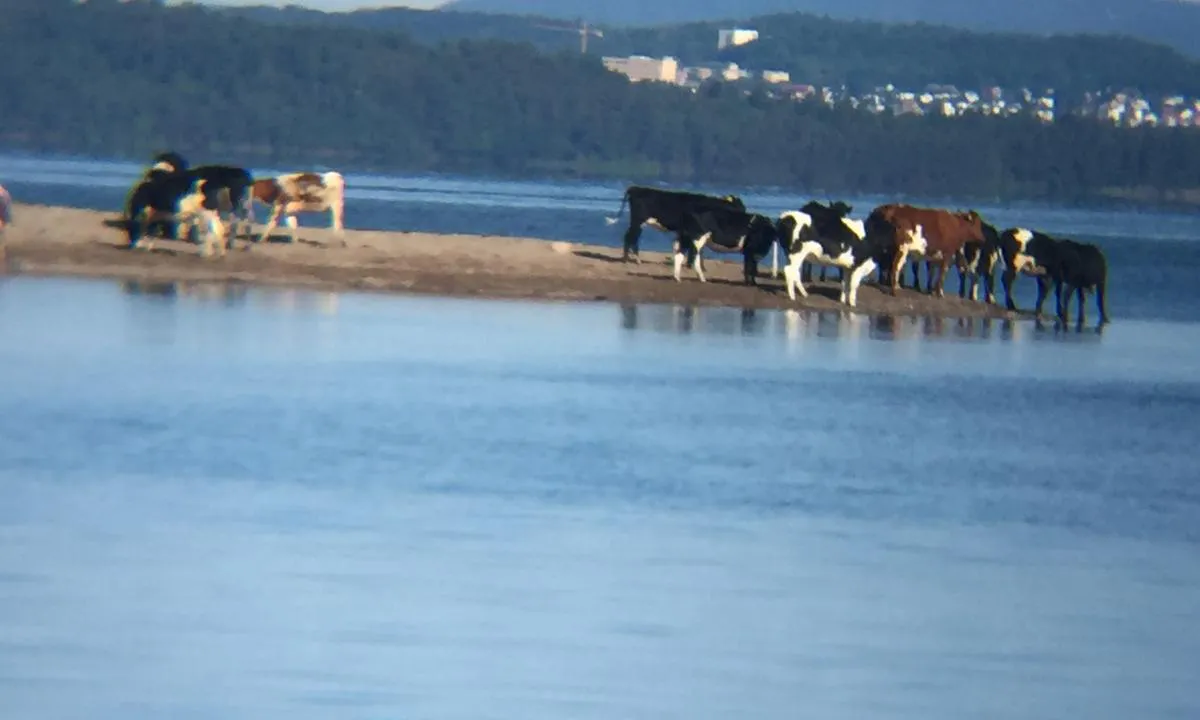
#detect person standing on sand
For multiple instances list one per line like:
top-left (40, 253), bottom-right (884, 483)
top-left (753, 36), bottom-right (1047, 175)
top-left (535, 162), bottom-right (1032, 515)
top-left (0, 183), bottom-right (11, 233)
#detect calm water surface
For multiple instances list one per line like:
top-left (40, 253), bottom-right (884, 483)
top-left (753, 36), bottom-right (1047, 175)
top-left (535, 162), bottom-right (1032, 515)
top-left (0, 276), bottom-right (1198, 720)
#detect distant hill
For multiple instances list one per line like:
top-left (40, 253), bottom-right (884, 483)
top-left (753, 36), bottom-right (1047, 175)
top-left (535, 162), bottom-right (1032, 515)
top-left (216, 5), bottom-right (1200, 98)
top-left (443, 0), bottom-right (1200, 58)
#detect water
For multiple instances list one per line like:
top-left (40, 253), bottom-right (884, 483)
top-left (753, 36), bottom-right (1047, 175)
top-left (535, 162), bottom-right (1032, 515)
top-left (1, 275), bottom-right (1199, 720)
top-left (3, 152), bottom-right (1200, 717)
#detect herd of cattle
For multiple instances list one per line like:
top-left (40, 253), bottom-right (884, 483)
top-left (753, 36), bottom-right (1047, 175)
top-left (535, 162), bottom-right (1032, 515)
top-left (2, 155), bottom-right (1110, 326)
top-left (119, 151), bottom-right (345, 255)
top-left (605, 185), bottom-right (1111, 325)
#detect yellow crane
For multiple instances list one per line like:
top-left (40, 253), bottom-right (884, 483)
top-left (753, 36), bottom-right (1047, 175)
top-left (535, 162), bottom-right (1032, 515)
top-left (534, 20), bottom-right (604, 54)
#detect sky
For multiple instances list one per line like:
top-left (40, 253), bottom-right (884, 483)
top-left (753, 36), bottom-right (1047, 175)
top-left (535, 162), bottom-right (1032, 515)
top-left (195, 0), bottom-right (447, 8)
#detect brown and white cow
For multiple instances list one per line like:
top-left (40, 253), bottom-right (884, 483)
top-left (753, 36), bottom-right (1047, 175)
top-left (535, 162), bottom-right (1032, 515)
top-left (865, 204), bottom-right (987, 298)
top-left (250, 171), bottom-right (346, 246)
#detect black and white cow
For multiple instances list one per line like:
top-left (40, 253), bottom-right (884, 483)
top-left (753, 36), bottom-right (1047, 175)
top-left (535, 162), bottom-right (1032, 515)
top-left (135, 153), bottom-right (255, 246)
top-left (605, 185), bottom-right (745, 263)
top-left (769, 200), bottom-right (855, 283)
top-left (777, 208), bottom-right (897, 308)
top-left (124, 171), bottom-right (229, 257)
top-left (956, 221), bottom-right (1002, 304)
top-left (673, 208), bottom-right (778, 286)
top-left (999, 228), bottom-right (1110, 324)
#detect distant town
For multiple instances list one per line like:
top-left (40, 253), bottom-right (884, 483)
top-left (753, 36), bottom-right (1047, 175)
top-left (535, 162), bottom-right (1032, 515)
top-left (601, 28), bottom-right (1200, 129)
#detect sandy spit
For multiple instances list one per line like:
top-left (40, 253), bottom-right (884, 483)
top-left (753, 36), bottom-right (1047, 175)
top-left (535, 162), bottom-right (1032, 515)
top-left (0, 203), bottom-right (1018, 319)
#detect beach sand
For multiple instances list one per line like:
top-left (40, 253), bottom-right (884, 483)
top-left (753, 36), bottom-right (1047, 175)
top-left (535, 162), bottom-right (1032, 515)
top-left (0, 203), bottom-right (1016, 319)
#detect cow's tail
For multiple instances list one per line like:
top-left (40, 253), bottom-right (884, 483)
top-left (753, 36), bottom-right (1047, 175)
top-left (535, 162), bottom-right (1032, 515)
top-left (604, 188), bottom-right (630, 226)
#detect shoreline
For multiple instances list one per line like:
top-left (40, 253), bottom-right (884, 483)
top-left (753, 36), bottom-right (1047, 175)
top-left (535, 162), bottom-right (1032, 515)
top-left (0, 202), bottom-right (1024, 320)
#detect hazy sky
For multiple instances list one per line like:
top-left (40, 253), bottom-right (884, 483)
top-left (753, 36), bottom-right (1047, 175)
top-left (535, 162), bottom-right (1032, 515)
top-left (196, 0), bottom-right (447, 8)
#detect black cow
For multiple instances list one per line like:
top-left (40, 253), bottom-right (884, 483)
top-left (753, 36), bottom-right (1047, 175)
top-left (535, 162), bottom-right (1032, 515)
top-left (673, 208), bottom-right (778, 286)
top-left (999, 228), bottom-right (1110, 325)
top-left (605, 185), bottom-right (745, 263)
top-left (956, 221), bottom-right (1002, 304)
top-left (777, 207), bottom-right (884, 308)
top-left (125, 171), bottom-right (230, 257)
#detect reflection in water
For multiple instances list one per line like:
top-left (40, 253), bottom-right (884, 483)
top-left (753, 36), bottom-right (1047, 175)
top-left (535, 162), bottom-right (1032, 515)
top-left (121, 279), bottom-right (250, 307)
top-left (255, 287), bottom-right (340, 316)
top-left (618, 302), bottom-right (1114, 348)
top-left (120, 280), bottom-right (340, 316)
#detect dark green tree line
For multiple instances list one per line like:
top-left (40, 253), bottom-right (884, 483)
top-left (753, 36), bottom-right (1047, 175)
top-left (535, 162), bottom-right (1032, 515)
top-left (0, 0), bottom-right (1197, 207)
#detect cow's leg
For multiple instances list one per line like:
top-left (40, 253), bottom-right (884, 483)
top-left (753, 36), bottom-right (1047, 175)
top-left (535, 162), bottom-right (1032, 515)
top-left (890, 247), bottom-right (907, 296)
top-left (331, 204), bottom-right (347, 248)
top-left (1058, 283), bottom-right (1073, 324)
top-left (1074, 286), bottom-right (1086, 325)
top-left (788, 248), bottom-right (815, 299)
top-left (845, 260), bottom-right (875, 308)
top-left (1033, 276), bottom-right (1050, 317)
top-left (622, 224), bottom-right (643, 263)
top-left (933, 259), bottom-right (950, 298)
top-left (286, 214), bottom-right (300, 244)
top-left (691, 235), bottom-right (709, 283)
top-left (1002, 269), bottom-right (1019, 311)
top-left (742, 251), bottom-right (756, 286)
top-left (258, 204), bottom-right (283, 243)
top-left (1097, 280), bottom-right (1109, 325)
top-left (770, 241), bottom-right (779, 278)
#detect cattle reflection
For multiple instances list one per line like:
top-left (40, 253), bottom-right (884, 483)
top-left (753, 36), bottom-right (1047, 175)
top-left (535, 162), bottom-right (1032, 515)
top-left (617, 303), bottom-right (763, 336)
top-left (122, 279), bottom-right (249, 306)
top-left (121, 279), bottom-right (181, 299)
top-left (618, 302), bottom-right (1101, 346)
top-left (256, 288), bottom-right (340, 316)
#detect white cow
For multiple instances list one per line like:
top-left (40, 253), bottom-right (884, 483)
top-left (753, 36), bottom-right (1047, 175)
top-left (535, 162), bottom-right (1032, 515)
top-left (250, 171), bottom-right (346, 246)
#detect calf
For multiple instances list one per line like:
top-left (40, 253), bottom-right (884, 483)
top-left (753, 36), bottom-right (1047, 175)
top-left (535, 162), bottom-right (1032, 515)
top-left (999, 228), bottom-right (1109, 324)
top-left (673, 208), bottom-right (777, 286)
top-left (124, 172), bottom-right (228, 257)
top-left (0, 183), bottom-right (11, 233)
top-left (251, 171), bottom-right (346, 246)
top-left (867, 204), bottom-right (987, 297)
top-left (776, 209), bottom-right (890, 308)
top-left (605, 185), bottom-right (745, 263)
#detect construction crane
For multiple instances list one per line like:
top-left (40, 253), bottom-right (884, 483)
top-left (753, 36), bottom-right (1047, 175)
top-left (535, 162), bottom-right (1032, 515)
top-left (533, 20), bottom-right (604, 55)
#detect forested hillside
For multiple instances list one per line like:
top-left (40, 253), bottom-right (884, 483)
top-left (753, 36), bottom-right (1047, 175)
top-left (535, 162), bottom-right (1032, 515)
top-left (220, 4), bottom-right (1200, 98)
top-left (1, 0), bottom-right (1198, 207)
top-left (444, 0), bottom-right (1200, 59)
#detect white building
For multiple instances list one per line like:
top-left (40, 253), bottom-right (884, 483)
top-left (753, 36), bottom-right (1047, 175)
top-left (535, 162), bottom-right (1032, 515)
top-left (601, 56), bottom-right (680, 84)
top-left (717, 28), bottom-right (759, 50)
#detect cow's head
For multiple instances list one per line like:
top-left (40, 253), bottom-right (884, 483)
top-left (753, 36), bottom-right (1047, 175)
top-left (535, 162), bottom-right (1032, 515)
top-left (152, 151), bottom-right (189, 173)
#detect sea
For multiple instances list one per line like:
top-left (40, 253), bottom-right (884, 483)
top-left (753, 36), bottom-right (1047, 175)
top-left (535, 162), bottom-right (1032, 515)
top-left (1, 153), bottom-right (1199, 720)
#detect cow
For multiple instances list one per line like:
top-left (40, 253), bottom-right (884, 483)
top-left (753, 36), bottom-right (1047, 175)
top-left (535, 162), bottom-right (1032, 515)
top-left (866, 204), bottom-right (987, 297)
top-left (250, 171), bottom-right (346, 246)
top-left (130, 152), bottom-right (254, 245)
top-left (999, 228), bottom-right (1110, 325)
top-left (0, 183), bottom-right (11, 234)
top-left (673, 207), bottom-right (778, 286)
top-left (776, 208), bottom-right (894, 308)
top-left (956, 221), bottom-right (1002, 304)
top-left (124, 171), bottom-right (228, 257)
top-left (769, 200), bottom-right (854, 283)
top-left (605, 185), bottom-right (745, 264)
